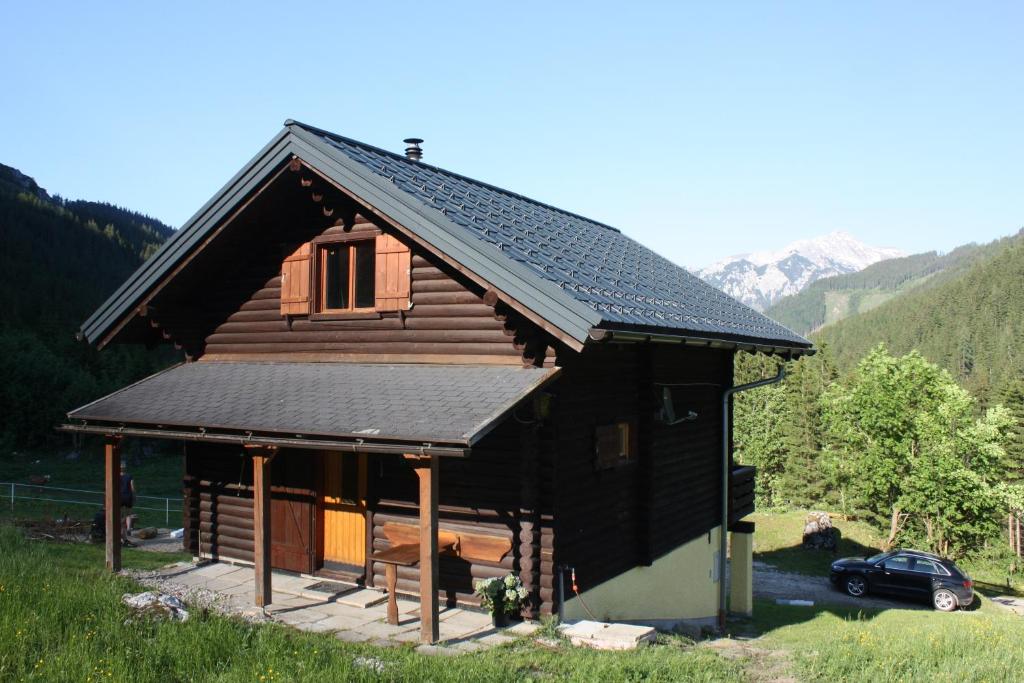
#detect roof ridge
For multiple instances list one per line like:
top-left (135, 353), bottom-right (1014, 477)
top-left (285, 119), bottom-right (622, 234)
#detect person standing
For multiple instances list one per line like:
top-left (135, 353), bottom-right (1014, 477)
top-left (120, 461), bottom-right (137, 547)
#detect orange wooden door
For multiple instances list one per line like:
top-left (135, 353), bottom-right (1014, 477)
top-left (322, 452), bottom-right (367, 569)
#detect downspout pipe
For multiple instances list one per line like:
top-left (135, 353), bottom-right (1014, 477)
top-left (718, 364), bottom-right (785, 632)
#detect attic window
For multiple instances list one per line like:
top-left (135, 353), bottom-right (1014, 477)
top-left (279, 231), bottom-right (411, 318)
top-left (320, 241), bottom-right (375, 311)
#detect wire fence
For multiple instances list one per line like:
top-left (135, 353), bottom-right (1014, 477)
top-left (2, 482), bottom-right (182, 526)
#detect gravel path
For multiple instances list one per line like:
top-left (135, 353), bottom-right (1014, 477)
top-left (752, 561), bottom-right (926, 611)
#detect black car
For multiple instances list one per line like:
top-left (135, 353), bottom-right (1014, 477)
top-left (829, 549), bottom-right (974, 611)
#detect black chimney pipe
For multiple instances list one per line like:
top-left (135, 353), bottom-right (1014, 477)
top-left (403, 138), bottom-right (423, 161)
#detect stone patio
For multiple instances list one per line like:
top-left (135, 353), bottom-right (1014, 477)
top-left (144, 560), bottom-right (539, 653)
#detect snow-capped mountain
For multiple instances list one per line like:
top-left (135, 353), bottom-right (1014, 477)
top-left (697, 231), bottom-right (905, 311)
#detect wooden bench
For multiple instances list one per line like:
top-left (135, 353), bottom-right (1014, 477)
top-left (369, 522), bottom-right (513, 624)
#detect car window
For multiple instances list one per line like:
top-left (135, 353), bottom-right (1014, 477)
top-left (912, 559), bottom-right (949, 575)
top-left (883, 555), bottom-right (912, 570)
top-left (867, 552), bottom-right (894, 564)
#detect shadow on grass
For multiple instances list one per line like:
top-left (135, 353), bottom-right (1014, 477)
top-left (753, 536), bottom-right (882, 577)
top-left (729, 592), bottom-right (996, 640)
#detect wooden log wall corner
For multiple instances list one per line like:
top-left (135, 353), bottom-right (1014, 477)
top-left (518, 422), bottom-right (542, 618)
top-left (140, 307), bottom-right (199, 360)
top-left (491, 299), bottom-right (549, 367)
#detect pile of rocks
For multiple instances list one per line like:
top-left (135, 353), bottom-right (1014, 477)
top-left (122, 591), bottom-right (190, 621)
top-left (802, 511), bottom-right (840, 551)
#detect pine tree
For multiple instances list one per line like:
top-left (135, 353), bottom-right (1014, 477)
top-left (1001, 376), bottom-right (1024, 482)
top-left (777, 346), bottom-right (836, 507)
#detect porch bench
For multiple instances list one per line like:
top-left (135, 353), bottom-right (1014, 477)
top-left (371, 522), bottom-right (515, 624)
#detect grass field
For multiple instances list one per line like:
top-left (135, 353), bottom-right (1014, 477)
top-left (3, 520), bottom-right (1024, 681)
top-left (744, 598), bottom-right (1024, 682)
top-left (0, 442), bottom-right (184, 528)
top-left (0, 525), bottom-right (742, 682)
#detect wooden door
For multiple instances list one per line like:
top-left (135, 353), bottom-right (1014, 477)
top-left (322, 452), bottom-right (367, 572)
top-left (270, 455), bottom-right (315, 574)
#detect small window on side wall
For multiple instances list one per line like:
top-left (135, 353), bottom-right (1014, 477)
top-left (320, 240), bottom-right (376, 312)
top-left (595, 421), bottom-right (637, 470)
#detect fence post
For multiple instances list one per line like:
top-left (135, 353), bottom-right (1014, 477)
top-left (165, 498), bottom-right (170, 526)
top-left (9, 483), bottom-right (13, 512)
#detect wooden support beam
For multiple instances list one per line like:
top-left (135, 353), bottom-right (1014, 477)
top-left (104, 436), bottom-right (122, 572)
top-left (405, 453), bottom-right (440, 644)
top-left (250, 446), bottom-right (277, 608)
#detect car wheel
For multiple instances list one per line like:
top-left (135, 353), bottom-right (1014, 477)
top-left (933, 589), bottom-right (958, 612)
top-left (844, 575), bottom-right (867, 598)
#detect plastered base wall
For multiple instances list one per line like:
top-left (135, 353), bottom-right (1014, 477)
top-left (563, 526), bottom-right (721, 624)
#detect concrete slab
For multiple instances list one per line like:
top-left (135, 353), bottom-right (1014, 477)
top-left (311, 612), bottom-right (380, 632)
top-left (356, 619), bottom-right (420, 641)
top-left (558, 620), bottom-right (656, 650)
top-left (146, 559), bottom-right (536, 652)
top-left (335, 629), bottom-right (374, 643)
top-left (295, 618), bottom-right (338, 633)
top-left (505, 621), bottom-right (541, 637)
top-left (274, 606), bottom-right (336, 626)
top-left (195, 562), bottom-right (241, 578)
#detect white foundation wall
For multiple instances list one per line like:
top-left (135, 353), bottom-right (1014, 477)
top-left (562, 526), bottom-right (721, 623)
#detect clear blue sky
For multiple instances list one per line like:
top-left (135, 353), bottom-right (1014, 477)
top-left (1, 2), bottom-right (1021, 267)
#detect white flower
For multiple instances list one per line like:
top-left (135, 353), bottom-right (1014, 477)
top-left (517, 586), bottom-right (528, 599)
top-left (505, 589), bottom-right (518, 603)
top-left (503, 574), bottom-right (517, 588)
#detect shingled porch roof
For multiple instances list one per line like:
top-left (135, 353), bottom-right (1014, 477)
top-left (62, 362), bottom-right (559, 453)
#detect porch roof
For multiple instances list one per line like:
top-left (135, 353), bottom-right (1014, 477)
top-left (63, 361), bottom-right (558, 450)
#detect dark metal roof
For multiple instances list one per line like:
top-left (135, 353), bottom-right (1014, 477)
top-left (293, 123), bottom-right (811, 349)
top-left (79, 121), bottom-right (811, 353)
top-left (67, 362), bottom-right (559, 447)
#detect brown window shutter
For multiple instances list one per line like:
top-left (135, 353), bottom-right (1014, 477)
top-left (280, 242), bottom-right (312, 315)
top-left (374, 234), bottom-right (411, 311)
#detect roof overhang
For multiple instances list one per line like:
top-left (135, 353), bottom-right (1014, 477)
top-left (60, 361), bottom-right (560, 456)
top-left (587, 326), bottom-right (815, 358)
top-left (79, 126), bottom-right (598, 353)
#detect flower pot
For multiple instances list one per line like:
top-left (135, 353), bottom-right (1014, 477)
top-left (491, 609), bottom-right (510, 628)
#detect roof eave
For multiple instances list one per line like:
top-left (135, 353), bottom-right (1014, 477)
top-left (56, 422), bottom-right (470, 457)
top-left (587, 326), bottom-right (815, 357)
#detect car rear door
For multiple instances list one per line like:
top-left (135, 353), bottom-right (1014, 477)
top-left (909, 558), bottom-right (947, 598)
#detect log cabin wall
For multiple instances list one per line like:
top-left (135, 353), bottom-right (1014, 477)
top-left (366, 417), bottom-right (557, 617)
top-left (646, 346), bottom-right (733, 559)
top-left (183, 443), bottom-right (318, 573)
top-left (547, 344), bottom-right (644, 597)
top-left (142, 170), bottom-right (552, 364)
top-left (200, 225), bottom-right (527, 362)
top-left (547, 344), bottom-right (732, 604)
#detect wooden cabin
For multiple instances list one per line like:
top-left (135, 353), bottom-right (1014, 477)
top-left (63, 121), bottom-right (813, 643)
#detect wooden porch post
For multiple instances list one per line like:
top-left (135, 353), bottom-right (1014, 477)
top-left (104, 436), bottom-right (122, 572)
top-left (406, 453), bottom-right (439, 644)
top-left (250, 446), bottom-right (276, 608)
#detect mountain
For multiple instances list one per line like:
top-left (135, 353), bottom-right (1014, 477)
top-left (698, 231), bottom-right (905, 311)
top-left (765, 238), bottom-right (1012, 336)
top-left (812, 229), bottom-right (1024, 401)
top-left (0, 163), bottom-right (178, 447)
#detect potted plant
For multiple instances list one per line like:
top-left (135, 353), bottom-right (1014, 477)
top-left (474, 573), bottom-right (528, 627)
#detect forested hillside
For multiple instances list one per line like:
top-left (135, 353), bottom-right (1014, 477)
top-left (813, 231), bottom-right (1024, 401)
top-left (0, 163), bottom-right (178, 447)
top-left (766, 235), bottom-right (1017, 336)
